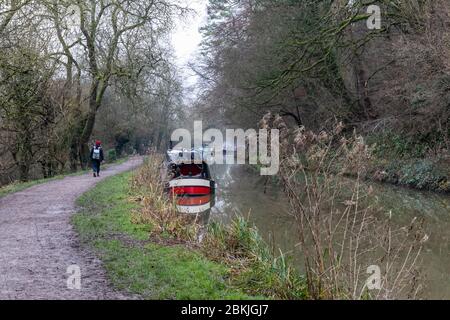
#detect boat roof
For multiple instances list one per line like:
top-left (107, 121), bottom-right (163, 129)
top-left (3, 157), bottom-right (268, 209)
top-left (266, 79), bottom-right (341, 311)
top-left (167, 149), bottom-right (205, 164)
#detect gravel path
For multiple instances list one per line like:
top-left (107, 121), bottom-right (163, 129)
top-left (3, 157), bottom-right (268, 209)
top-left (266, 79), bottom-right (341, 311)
top-left (0, 157), bottom-right (143, 300)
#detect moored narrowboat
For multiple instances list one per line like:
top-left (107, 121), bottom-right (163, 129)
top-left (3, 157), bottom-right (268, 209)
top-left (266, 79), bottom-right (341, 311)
top-left (164, 149), bottom-right (215, 196)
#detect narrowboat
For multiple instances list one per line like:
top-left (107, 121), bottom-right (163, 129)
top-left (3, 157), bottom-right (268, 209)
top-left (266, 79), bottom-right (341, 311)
top-left (164, 149), bottom-right (215, 196)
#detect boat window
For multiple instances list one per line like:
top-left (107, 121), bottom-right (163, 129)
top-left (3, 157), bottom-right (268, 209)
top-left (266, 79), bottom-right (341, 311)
top-left (179, 164), bottom-right (203, 177)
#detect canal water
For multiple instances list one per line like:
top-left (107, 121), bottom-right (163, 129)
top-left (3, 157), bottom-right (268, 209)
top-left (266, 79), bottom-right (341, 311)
top-left (208, 164), bottom-right (450, 299)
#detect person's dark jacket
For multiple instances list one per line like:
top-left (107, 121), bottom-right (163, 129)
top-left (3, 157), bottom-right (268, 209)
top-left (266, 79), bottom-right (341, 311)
top-left (90, 146), bottom-right (104, 162)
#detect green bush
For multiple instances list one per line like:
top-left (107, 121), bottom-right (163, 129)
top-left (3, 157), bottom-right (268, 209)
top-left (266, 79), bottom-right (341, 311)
top-left (369, 131), bottom-right (447, 161)
top-left (107, 149), bottom-right (117, 162)
top-left (371, 158), bottom-right (449, 192)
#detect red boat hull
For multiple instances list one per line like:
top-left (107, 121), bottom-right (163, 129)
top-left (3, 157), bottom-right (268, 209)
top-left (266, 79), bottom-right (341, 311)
top-left (168, 178), bottom-right (214, 196)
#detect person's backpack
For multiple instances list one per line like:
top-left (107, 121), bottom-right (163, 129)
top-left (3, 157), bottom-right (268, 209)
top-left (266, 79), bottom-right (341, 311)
top-left (92, 147), bottom-right (101, 160)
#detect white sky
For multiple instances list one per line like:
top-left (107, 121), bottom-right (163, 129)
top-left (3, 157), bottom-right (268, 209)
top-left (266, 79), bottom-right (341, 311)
top-left (171, 0), bottom-right (208, 100)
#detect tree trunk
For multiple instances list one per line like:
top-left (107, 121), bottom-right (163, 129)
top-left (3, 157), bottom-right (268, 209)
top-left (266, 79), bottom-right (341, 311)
top-left (18, 140), bottom-right (32, 182)
top-left (79, 143), bottom-right (90, 170)
top-left (69, 140), bottom-right (79, 172)
top-left (19, 163), bottom-right (30, 182)
top-left (78, 79), bottom-right (101, 168)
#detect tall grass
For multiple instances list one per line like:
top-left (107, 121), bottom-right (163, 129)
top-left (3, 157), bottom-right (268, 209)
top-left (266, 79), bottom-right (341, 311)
top-left (261, 113), bottom-right (426, 299)
top-left (130, 156), bottom-right (199, 241)
top-left (203, 217), bottom-right (307, 299)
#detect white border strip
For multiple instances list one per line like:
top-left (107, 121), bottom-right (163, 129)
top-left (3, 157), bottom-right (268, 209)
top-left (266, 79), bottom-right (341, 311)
top-left (176, 203), bottom-right (211, 214)
top-left (169, 179), bottom-right (211, 188)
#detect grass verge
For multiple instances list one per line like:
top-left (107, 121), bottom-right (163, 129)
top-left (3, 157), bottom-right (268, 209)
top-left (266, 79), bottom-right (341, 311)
top-left (72, 170), bottom-right (258, 299)
top-left (0, 156), bottom-right (129, 199)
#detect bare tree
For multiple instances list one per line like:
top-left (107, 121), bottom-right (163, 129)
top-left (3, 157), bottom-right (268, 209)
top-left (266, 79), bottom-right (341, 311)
top-left (0, 0), bottom-right (32, 34)
top-left (0, 0), bottom-right (187, 184)
top-left (44, 0), bottom-right (184, 167)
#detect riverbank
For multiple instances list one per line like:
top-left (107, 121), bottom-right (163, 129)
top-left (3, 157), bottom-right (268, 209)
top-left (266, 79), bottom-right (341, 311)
top-left (246, 150), bottom-right (450, 195)
top-left (72, 156), bottom-right (307, 299)
top-left (350, 132), bottom-right (449, 193)
top-left (364, 157), bottom-right (450, 193)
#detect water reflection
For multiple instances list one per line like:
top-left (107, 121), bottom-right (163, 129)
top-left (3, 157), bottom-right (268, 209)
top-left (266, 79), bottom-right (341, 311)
top-left (206, 164), bottom-right (450, 299)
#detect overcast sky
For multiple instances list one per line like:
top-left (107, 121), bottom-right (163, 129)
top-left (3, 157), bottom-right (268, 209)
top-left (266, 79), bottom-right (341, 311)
top-left (171, 0), bottom-right (208, 100)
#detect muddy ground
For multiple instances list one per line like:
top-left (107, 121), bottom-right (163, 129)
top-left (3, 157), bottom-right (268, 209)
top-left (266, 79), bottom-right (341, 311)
top-left (0, 157), bottom-right (143, 300)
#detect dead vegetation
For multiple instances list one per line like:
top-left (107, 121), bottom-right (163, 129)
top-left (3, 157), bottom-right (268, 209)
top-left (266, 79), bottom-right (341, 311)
top-left (261, 112), bottom-right (427, 299)
top-left (130, 155), bottom-right (200, 242)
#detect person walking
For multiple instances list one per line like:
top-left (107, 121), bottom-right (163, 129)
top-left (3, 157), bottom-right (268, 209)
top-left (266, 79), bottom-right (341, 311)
top-left (90, 140), bottom-right (104, 177)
